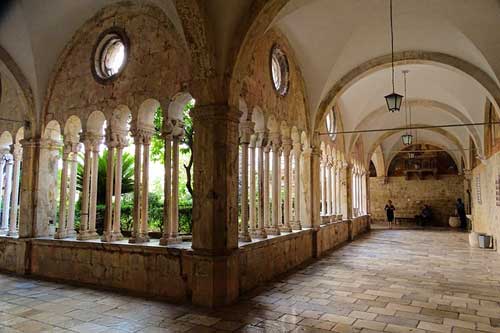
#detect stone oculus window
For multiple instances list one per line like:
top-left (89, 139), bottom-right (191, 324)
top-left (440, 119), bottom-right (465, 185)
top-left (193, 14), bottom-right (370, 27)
top-left (270, 45), bottom-right (289, 96)
top-left (92, 29), bottom-right (129, 83)
top-left (325, 108), bottom-right (337, 140)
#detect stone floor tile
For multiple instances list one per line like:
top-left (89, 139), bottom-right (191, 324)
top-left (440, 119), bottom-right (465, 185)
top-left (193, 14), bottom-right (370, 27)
top-left (443, 318), bottom-right (476, 329)
top-left (384, 324), bottom-right (425, 333)
top-left (416, 321), bottom-right (452, 333)
top-left (352, 319), bottom-right (386, 331)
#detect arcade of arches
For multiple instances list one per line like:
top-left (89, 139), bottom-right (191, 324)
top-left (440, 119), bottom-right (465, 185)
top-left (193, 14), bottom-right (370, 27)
top-left (0, 0), bottom-right (499, 316)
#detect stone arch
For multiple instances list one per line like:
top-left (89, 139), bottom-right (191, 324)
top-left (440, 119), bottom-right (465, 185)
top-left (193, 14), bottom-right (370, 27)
top-left (0, 131), bottom-right (13, 150)
top-left (15, 127), bottom-right (24, 144)
top-left (43, 120), bottom-right (62, 141)
top-left (316, 51), bottom-right (500, 132)
top-left (136, 99), bottom-right (161, 131)
top-left (86, 111), bottom-right (107, 135)
top-left (370, 145), bottom-right (385, 177)
top-left (63, 116), bottom-right (82, 143)
top-left (348, 99), bottom-right (483, 157)
top-left (252, 106), bottom-right (266, 133)
top-left (43, 2), bottom-right (192, 128)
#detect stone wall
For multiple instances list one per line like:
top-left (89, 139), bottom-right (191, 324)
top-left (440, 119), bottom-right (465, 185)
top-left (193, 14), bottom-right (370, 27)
top-left (0, 216), bottom-right (371, 304)
top-left (369, 176), bottom-right (464, 226)
top-left (471, 152), bottom-right (500, 249)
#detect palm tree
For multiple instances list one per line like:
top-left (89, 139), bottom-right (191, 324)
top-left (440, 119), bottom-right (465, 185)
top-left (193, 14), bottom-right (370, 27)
top-left (76, 149), bottom-right (135, 205)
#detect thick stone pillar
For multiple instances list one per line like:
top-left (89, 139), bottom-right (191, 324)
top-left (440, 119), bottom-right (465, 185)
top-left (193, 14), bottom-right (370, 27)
top-left (0, 154), bottom-right (6, 223)
top-left (238, 121), bottom-right (253, 242)
top-left (248, 135), bottom-right (257, 234)
top-left (129, 128), bottom-right (153, 243)
top-left (281, 137), bottom-right (292, 232)
top-left (190, 105), bottom-right (240, 307)
top-left (8, 144), bottom-right (22, 236)
top-left (65, 142), bottom-right (79, 237)
top-left (342, 162), bottom-right (353, 219)
top-left (311, 143), bottom-right (322, 229)
top-left (1, 155), bottom-right (13, 233)
top-left (300, 146), bottom-right (312, 228)
top-left (268, 132), bottom-right (281, 235)
top-left (291, 140), bottom-right (302, 230)
top-left (18, 139), bottom-right (40, 238)
top-left (332, 162), bottom-right (337, 216)
top-left (77, 134), bottom-right (100, 240)
top-left (254, 132), bottom-right (267, 238)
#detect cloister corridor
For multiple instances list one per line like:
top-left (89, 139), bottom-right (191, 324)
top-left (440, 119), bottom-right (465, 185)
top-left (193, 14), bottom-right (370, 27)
top-left (0, 229), bottom-right (499, 333)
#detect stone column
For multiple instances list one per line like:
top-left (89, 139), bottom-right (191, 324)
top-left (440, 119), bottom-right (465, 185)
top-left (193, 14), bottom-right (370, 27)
top-left (88, 140), bottom-right (100, 237)
top-left (361, 171), bottom-right (367, 214)
top-left (65, 142), bottom-right (80, 237)
top-left (263, 144), bottom-right (271, 229)
top-left (332, 162), bottom-right (337, 216)
top-left (8, 144), bottom-right (22, 236)
top-left (321, 158), bottom-right (328, 216)
top-left (336, 161), bottom-right (342, 219)
top-left (102, 138), bottom-right (115, 241)
top-left (281, 136), bottom-right (292, 232)
top-left (1, 155), bottom-right (13, 233)
top-left (190, 105), bottom-right (240, 307)
top-left (268, 132), bottom-right (281, 235)
top-left (77, 134), bottom-right (100, 240)
top-left (160, 130), bottom-right (173, 245)
top-left (254, 132), bottom-right (267, 238)
top-left (54, 145), bottom-right (70, 239)
top-left (327, 160), bottom-right (333, 216)
top-left (239, 121), bottom-right (253, 242)
top-left (129, 128), bottom-right (153, 243)
top-left (0, 154), bottom-right (6, 223)
top-left (291, 141), bottom-right (302, 230)
top-left (248, 135), bottom-right (257, 234)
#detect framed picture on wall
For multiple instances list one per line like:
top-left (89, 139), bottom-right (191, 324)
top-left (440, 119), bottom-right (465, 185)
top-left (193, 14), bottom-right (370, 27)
top-left (476, 175), bottom-right (482, 205)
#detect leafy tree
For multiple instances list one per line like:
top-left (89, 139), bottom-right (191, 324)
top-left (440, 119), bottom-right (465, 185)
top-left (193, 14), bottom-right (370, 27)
top-left (76, 149), bottom-right (135, 205)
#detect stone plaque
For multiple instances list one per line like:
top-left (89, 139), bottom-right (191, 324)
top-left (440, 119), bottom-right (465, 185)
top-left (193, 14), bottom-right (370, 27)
top-left (476, 176), bottom-right (482, 205)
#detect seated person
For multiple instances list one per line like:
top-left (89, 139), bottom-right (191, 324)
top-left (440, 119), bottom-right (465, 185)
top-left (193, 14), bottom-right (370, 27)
top-left (421, 205), bottom-right (432, 226)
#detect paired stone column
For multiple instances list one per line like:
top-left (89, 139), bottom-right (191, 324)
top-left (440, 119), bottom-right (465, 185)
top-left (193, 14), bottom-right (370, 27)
top-left (331, 161), bottom-right (337, 216)
top-left (291, 137), bottom-right (302, 230)
top-left (190, 105), bottom-right (240, 307)
top-left (340, 161), bottom-right (350, 219)
top-left (268, 132), bottom-right (281, 235)
top-left (248, 135), bottom-right (257, 234)
top-left (336, 161), bottom-right (343, 219)
top-left (1, 154), bottom-right (13, 233)
top-left (129, 128), bottom-right (154, 243)
top-left (239, 121), bottom-right (253, 242)
top-left (254, 132), bottom-right (267, 238)
top-left (8, 144), bottom-right (22, 236)
top-left (311, 139), bottom-right (322, 229)
top-left (55, 139), bottom-right (79, 239)
top-left (263, 143), bottom-right (271, 229)
top-left (0, 153), bottom-right (6, 230)
top-left (300, 145), bottom-right (312, 228)
top-left (321, 158), bottom-right (328, 216)
top-left (77, 134), bottom-right (101, 240)
top-left (327, 159), bottom-right (333, 216)
top-left (281, 135), bottom-right (292, 232)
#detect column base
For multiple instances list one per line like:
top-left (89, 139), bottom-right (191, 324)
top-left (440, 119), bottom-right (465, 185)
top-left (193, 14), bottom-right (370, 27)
top-left (6, 230), bottom-right (18, 237)
top-left (159, 236), bottom-right (182, 246)
top-left (280, 225), bottom-right (292, 233)
top-left (129, 233), bottom-right (150, 244)
top-left (53, 229), bottom-right (67, 239)
top-left (0, 228), bottom-right (8, 235)
top-left (101, 231), bottom-right (123, 242)
top-left (238, 232), bottom-right (252, 242)
top-left (76, 230), bottom-right (99, 240)
top-left (290, 221), bottom-right (302, 230)
top-left (251, 228), bottom-right (267, 239)
top-left (266, 227), bottom-right (281, 235)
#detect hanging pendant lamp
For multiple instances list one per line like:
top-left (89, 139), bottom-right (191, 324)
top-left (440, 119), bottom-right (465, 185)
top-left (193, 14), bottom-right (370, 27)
top-left (401, 70), bottom-right (413, 145)
top-left (385, 0), bottom-right (403, 112)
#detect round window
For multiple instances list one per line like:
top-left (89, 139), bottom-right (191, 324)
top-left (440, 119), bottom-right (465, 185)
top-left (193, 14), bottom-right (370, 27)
top-left (270, 45), bottom-right (289, 96)
top-left (92, 29), bottom-right (129, 82)
top-left (326, 109), bottom-right (337, 140)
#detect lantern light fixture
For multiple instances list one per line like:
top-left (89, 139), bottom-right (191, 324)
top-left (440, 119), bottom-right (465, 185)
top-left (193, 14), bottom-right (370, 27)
top-left (384, 0), bottom-right (403, 112)
top-left (401, 70), bottom-right (413, 145)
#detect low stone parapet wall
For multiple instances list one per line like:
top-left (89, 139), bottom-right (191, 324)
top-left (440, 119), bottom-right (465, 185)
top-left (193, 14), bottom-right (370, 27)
top-left (0, 216), bottom-right (371, 305)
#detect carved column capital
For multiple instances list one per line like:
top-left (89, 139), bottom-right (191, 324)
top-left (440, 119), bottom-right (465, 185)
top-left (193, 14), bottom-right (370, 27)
top-left (10, 143), bottom-right (22, 161)
top-left (249, 134), bottom-right (257, 149)
top-left (281, 137), bottom-right (292, 155)
top-left (239, 120), bottom-right (255, 144)
top-left (81, 133), bottom-right (102, 152)
top-left (256, 131), bottom-right (268, 148)
top-left (131, 127), bottom-right (155, 145)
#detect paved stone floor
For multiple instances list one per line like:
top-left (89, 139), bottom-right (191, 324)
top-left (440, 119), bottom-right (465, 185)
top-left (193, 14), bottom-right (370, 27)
top-left (1, 230), bottom-right (500, 333)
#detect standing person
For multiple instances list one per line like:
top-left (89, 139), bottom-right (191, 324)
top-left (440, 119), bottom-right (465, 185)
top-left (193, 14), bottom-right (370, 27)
top-left (385, 200), bottom-right (396, 229)
top-left (456, 198), bottom-right (467, 231)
